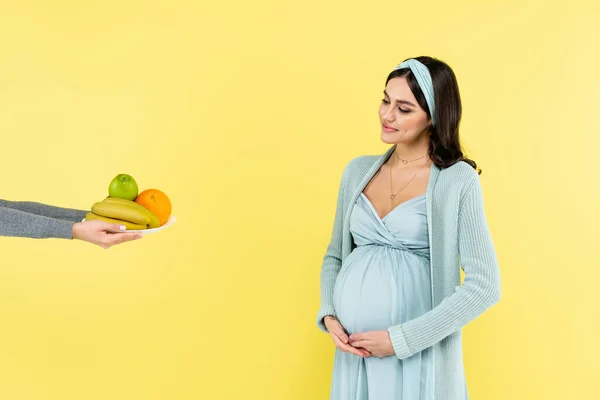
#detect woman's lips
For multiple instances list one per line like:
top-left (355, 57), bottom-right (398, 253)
top-left (382, 124), bottom-right (398, 132)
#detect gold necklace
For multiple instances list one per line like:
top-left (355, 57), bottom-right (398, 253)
top-left (395, 151), bottom-right (428, 165)
top-left (389, 156), bottom-right (429, 206)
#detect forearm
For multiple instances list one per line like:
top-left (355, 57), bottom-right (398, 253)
top-left (317, 249), bottom-right (343, 332)
top-left (0, 199), bottom-right (89, 222)
top-left (387, 272), bottom-right (500, 359)
top-left (316, 167), bottom-right (348, 333)
top-left (0, 206), bottom-right (77, 239)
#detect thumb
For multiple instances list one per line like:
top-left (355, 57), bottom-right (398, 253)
top-left (337, 330), bottom-right (349, 344)
top-left (331, 322), bottom-right (349, 344)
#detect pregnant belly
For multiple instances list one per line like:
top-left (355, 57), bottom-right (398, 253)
top-left (333, 246), bottom-right (432, 334)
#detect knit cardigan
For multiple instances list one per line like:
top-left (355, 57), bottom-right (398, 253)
top-left (316, 144), bottom-right (501, 399)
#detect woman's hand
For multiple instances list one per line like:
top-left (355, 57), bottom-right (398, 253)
top-left (348, 330), bottom-right (395, 358)
top-left (324, 316), bottom-right (371, 358)
top-left (72, 220), bottom-right (143, 249)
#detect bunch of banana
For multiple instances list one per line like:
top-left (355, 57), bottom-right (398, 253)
top-left (85, 197), bottom-right (160, 230)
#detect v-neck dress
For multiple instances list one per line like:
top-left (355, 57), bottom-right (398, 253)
top-left (330, 191), bottom-right (434, 400)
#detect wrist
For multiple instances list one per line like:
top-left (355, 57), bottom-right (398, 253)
top-left (71, 222), bottom-right (81, 240)
top-left (323, 315), bottom-right (337, 329)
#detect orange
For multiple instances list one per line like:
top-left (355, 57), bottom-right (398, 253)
top-left (135, 189), bottom-right (172, 226)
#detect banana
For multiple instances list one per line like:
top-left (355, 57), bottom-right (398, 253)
top-left (85, 212), bottom-right (146, 230)
top-left (91, 201), bottom-right (151, 226)
top-left (102, 197), bottom-right (160, 228)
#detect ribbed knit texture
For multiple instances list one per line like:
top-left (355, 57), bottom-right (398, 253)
top-left (316, 144), bottom-right (501, 400)
top-left (0, 199), bottom-right (89, 239)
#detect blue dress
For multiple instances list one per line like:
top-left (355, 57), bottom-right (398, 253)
top-left (330, 191), bottom-right (434, 400)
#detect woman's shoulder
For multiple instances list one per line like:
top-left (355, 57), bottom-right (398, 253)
top-left (341, 154), bottom-right (379, 180)
top-left (340, 153), bottom-right (481, 194)
top-left (440, 160), bottom-right (478, 181)
top-left (437, 160), bottom-right (481, 198)
top-left (346, 154), bottom-right (379, 169)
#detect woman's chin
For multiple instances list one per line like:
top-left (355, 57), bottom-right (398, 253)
top-left (380, 130), bottom-right (402, 143)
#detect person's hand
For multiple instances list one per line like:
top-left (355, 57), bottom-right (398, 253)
top-left (324, 316), bottom-right (371, 358)
top-left (348, 330), bottom-right (395, 358)
top-left (72, 220), bottom-right (143, 249)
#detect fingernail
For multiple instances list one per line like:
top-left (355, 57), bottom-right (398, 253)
top-left (137, 234), bottom-right (143, 239)
top-left (350, 334), bottom-right (356, 340)
top-left (120, 225), bottom-right (126, 230)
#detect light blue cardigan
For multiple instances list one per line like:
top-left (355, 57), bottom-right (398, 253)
top-left (316, 144), bottom-right (501, 399)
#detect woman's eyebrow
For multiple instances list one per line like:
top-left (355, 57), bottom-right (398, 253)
top-left (383, 90), bottom-right (416, 107)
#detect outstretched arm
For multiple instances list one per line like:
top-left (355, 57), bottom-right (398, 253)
top-left (0, 199), bottom-right (88, 223)
top-left (0, 205), bottom-right (81, 239)
top-left (0, 199), bottom-right (143, 247)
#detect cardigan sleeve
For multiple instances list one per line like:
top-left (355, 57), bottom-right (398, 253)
top-left (387, 173), bottom-right (502, 359)
top-left (0, 199), bottom-right (89, 239)
top-left (316, 165), bottom-right (348, 333)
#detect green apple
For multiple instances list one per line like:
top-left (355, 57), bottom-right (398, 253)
top-left (108, 174), bottom-right (139, 200)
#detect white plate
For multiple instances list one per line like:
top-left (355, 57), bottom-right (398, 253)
top-left (83, 215), bottom-right (176, 235)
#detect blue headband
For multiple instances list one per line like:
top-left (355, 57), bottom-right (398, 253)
top-left (393, 59), bottom-right (436, 127)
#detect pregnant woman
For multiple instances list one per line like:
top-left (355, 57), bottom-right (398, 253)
top-left (316, 56), bottom-right (501, 399)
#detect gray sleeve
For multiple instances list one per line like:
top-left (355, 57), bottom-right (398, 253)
top-left (0, 200), bottom-right (90, 239)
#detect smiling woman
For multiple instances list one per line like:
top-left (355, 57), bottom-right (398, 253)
top-left (317, 56), bottom-right (501, 400)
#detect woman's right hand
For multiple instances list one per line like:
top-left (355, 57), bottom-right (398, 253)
top-left (72, 220), bottom-right (143, 249)
top-left (324, 315), bottom-right (371, 358)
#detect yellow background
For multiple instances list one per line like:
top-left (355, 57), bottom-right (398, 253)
top-left (0, 0), bottom-right (598, 398)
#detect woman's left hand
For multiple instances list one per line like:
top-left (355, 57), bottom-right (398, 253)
top-left (348, 330), bottom-right (395, 357)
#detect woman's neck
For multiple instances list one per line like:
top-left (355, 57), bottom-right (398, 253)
top-left (392, 141), bottom-right (430, 164)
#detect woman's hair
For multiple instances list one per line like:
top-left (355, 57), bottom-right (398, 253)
top-left (386, 56), bottom-right (481, 175)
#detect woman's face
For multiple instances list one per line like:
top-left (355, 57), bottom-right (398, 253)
top-left (379, 76), bottom-right (432, 144)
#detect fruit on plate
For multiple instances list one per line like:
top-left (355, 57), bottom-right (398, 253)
top-left (103, 197), bottom-right (160, 228)
top-left (108, 174), bottom-right (139, 201)
top-left (135, 189), bottom-right (172, 226)
top-left (84, 212), bottom-right (146, 230)
top-left (83, 174), bottom-right (173, 231)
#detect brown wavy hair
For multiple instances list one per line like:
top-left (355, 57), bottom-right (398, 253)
top-left (386, 56), bottom-right (482, 175)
